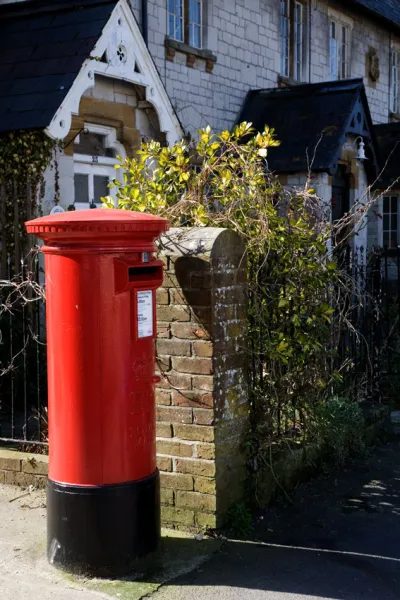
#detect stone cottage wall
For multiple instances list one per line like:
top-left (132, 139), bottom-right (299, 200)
top-left (155, 228), bottom-right (249, 530)
top-left (311, 0), bottom-right (392, 124)
top-left (128, 0), bottom-right (397, 137)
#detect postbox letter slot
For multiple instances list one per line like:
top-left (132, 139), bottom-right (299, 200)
top-left (128, 266), bottom-right (161, 285)
top-left (129, 266), bottom-right (158, 277)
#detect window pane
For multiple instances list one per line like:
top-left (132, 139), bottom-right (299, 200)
top-left (280, 0), bottom-right (290, 77)
top-left (294, 2), bottom-right (303, 81)
top-left (381, 196), bottom-right (399, 246)
top-left (330, 21), bottom-right (338, 79)
top-left (169, 15), bottom-right (175, 39)
top-left (190, 0), bottom-right (200, 22)
top-left (93, 175), bottom-right (110, 204)
top-left (383, 232), bottom-right (389, 247)
top-left (330, 38), bottom-right (338, 79)
top-left (190, 24), bottom-right (201, 48)
top-left (74, 132), bottom-right (112, 157)
top-left (383, 196), bottom-right (390, 212)
top-left (168, 0), bottom-right (183, 42)
top-left (189, 0), bottom-right (202, 47)
top-left (341, 26), bottom-right (347, 79)
top-left (391, 51), bottom-right (399, 113)
top-left (74, 174), bottom-right (89, 205)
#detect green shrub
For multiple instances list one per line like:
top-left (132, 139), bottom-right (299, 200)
top-left (224, 502), bottom-right (254, 537)
top-left (312, 397), bottom-right (366, 467)
top-left (105, 123), bottom-right (342, 443)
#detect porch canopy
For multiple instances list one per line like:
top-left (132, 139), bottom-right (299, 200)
top-left (236, 79), bottom-right (379, 181)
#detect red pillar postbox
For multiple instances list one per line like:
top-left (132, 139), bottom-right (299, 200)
top-left (25, 209), bottom-right (169, 576)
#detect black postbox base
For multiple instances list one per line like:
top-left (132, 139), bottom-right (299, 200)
top-left (47, 470), bottom-right (160, 577)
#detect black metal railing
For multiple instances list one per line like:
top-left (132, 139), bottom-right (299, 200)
top-left (0, 255), bottom-right (47, 449)
top-left (0, 245), bottom-right (399, 449)
top-left (369, 247), bottom-right (400, 402)
top-left (336, 246), bottom-right (400, 403)
top-left (248, 245), bottom-right (400, 441)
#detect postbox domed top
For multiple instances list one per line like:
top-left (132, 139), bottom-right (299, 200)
top-left (26, 209), bottom-right (169, 235)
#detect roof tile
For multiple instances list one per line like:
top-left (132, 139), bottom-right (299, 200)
top-left (0, 0), bottom-right (117, 133)
top-left (349, 0), bottom-right (400, 28)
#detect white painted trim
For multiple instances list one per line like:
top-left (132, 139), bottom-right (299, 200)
top-left (46, 0), bottom-right (183, 145)
top-left (74, 154), bottom-right (117, 167)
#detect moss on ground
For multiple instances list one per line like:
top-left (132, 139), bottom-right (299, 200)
top-left (70, 529), bottom-right (222, 600)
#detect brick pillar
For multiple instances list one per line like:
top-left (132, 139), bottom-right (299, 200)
top-left (155, 228), bottom-right (248, 530)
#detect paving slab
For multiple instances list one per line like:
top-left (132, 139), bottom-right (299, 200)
top-left (0, 484), bottom-right (220, 600)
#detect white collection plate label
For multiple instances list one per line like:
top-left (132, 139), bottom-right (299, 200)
top-left (137, 290), bottom-right (153, 338)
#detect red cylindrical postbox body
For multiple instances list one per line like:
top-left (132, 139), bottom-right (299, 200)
top-left (26, 209), bottom-right (169, 576)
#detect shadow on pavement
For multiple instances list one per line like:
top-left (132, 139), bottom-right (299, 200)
top-left (148, 441), bottom-right (400, 600)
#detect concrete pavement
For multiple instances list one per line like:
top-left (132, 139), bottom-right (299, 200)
top-left (0, 483), bottom-right (220, 600)
top-left (1, 440), bottom-right (400, 599)
top-left (153, 440), bottom-right (400, 600)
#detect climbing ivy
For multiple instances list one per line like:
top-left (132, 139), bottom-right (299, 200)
top-left (0, 130), bottom-right (57, 273)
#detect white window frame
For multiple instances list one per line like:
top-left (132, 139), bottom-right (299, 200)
top-left (189, 0), bottom-right (202, 48)
top-left (329, 19), bottom-right (350, 80)
top-left (390, 50), bottom-right (400, 114)
top-left (168, 0), bottom-right (184, 43)
top-left (73, 124), bottom-right (126, 210)
top-left (280, 0), bottom-right (305, 82)
top-left (329, 21), bottom-right (338, 80)
top-left (280, 0), bottom-right (290, 78)
top-left (382, 195), bottom-right (400, 249)
top-left (73, 160), bottom-right (116, 210)
top-left (294, 1), bottom-right (303, 82)
top-left (168, 0), bottom-right (203, 49)
top-left (340, 24), bottom-right (349, 79)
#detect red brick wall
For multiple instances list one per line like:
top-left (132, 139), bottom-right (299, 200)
top-left (155, 228), bottom-right (248, 530)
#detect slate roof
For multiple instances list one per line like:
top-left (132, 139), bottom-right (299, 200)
top-left (374, 122), bottom-right (400, 190)
top-left (235, 79), bottom-right (377, 176)
top-left (347, 0), bottom-right (400, 30)
top-left (0, 0), bottom-right (118, 133)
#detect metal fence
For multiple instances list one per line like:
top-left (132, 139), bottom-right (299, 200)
top-left (248, 245), bottom-right (400, 440)
top-left (0, 245), bottom-right (399, 449)
top-left (0, 254), bottom-right (47, 449)
top-left (334, 246), bottom-right (400, 403)
top-left (367, 247), bottom-right (400, 402)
